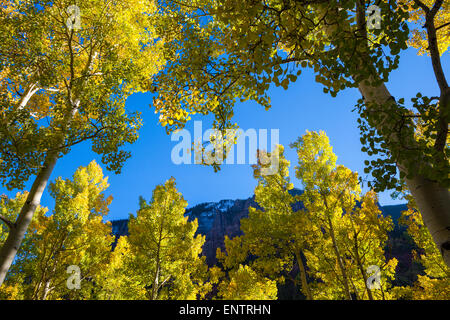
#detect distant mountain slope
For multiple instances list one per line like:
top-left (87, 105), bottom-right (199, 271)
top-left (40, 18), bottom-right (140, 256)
top-left (111, 191), bottom-right (410, 259)
top-left (381, 204), bottom-right (408, 223)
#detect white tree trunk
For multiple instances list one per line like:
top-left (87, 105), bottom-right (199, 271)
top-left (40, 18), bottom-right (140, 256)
top-left (0, 96), bottom-right (80, 286)
top-left (0, 151), bottom-right (58, 285)
top-left (358, 81), bottom-right (450, 267)
top-left (404, 175), bottom-right (450, 266)
top-left (17, 83), bottom-right (39, 110)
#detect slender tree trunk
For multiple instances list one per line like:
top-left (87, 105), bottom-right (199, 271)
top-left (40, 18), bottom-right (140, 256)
top-left (0, 151), bottom-right (58, 285)
top-left (0, 93), bottom-right (79, 286)
top-left (32, 279), bottom-right (43, 300)
top-left (152, 224), bottom-right (163, 300)
top-left (355, 250), bottom-right (374, 300)
top-left (358, 81), bottom-right (450, 268)
top-left (17, 83), bottom-right (39, 111)
top-left (41, 280), bottom-right (51, 300)
top-left (327, 217), bottom-right (353, 300)
top-left (295, 250), bottom-right (313, 300)
top-left (151, 198), bottom-right (168, 300)
top-left (152, 263), bottom-right (160, 300)
top-left (348, 220), bottom-right (374, 300)
top-left (350, 279), bottom-right (359, 300)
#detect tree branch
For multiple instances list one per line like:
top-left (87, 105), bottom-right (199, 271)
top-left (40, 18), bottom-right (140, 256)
top-left (436, 21), bottom-right (450, 31)
top-left (413, 0), bottom-right (430, 14)
top-left (0, 214), bottom-right (15, 230)
top-left (414, 1), bottom-right (448, 154)
top-left (429, 0), bottom-right (444, 19)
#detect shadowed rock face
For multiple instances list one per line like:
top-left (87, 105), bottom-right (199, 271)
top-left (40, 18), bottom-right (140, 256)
top-left (186, 189), bottom-right (305, 265)
top-left (192, 197), bottom-right (254, 266)
top-left (110, 192), bottom-right (416, 291)
top-left (111, 219), bottom-right (129, 237)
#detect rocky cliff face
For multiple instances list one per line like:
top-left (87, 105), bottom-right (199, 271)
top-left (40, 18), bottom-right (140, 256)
top-left (188, 197), bottom-right (255, 265)
top-left (184, 189), bottom-right (305, 265)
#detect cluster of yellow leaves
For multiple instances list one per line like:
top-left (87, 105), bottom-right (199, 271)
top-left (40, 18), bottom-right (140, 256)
top-left (0, 283), bottom-right (21, 300)
top-left (393, 195), bottom-right (450, 299)
top-left (0, 163), bottom-right (214, 300)
top-left (94, 236), bottom-right (148, 300)
top-left (126, 177), bottom-right (208, 300)
top-left (217, 265), bottom-right (277, 300)
top-left (295, 132), bottom-right (398, 300)
top-left (0, 161), bottom-right (115, 299)
top-left (404, 0), bottom-right (450, 55)
top-left (215, 132), bottom-right (399, 300)
top-left (0, 161), bottom-right (127, 299)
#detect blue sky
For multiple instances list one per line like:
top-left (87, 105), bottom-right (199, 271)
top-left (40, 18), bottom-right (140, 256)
top-left (2, 47), bottom-right (448, 221)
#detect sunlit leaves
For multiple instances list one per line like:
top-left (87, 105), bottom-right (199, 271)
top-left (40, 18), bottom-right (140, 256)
top-left (0, 0), bottom-right (166, 189)
top-left (404, 0), bottom-right (449, 56)
top-left (394, 195), bottom-right (450, 299)
top-left (216, 264), bottom-right (278, 300)
top-left (292, 131), bottom-right (397, 300)
top-left (127, 177), bottom-right (208, 300)
top-left (0, 161), bottom-right (114, 300)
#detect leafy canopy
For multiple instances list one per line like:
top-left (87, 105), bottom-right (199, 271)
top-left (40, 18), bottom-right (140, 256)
top-left (0, 0), bottom-right (167, 189)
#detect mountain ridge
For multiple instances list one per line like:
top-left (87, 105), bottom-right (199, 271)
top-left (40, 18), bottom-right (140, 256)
top-left (110, 189), bottom-right (409, 265)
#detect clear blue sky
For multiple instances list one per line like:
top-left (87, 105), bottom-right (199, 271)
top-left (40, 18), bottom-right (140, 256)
top-left (3, 48), bottom-right (448, 221)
